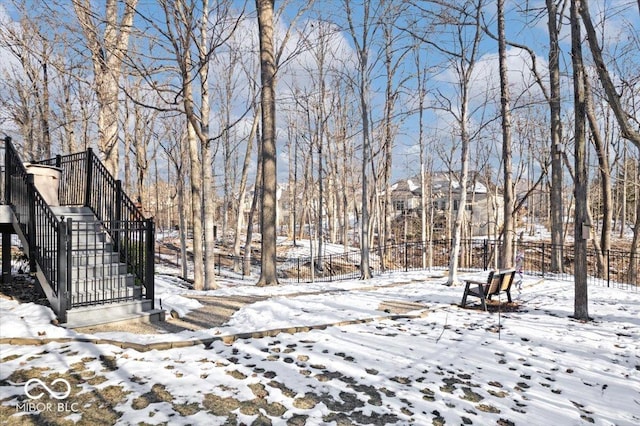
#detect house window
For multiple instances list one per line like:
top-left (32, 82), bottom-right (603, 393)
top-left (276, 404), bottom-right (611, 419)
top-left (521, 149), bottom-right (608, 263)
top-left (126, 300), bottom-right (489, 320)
top-left (453, 200), bottom-right (473, 211)
top-left (394, 200), bottom-right (405, 211)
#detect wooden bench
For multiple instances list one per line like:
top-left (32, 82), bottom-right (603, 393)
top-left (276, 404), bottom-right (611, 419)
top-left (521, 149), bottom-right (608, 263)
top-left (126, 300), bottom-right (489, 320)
top-left (460, 269), bottom-right (516, 311)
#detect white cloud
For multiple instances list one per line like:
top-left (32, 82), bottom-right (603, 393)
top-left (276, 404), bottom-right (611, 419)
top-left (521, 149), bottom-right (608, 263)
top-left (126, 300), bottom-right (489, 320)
top-left (470, 47), bottom-right (548, 105)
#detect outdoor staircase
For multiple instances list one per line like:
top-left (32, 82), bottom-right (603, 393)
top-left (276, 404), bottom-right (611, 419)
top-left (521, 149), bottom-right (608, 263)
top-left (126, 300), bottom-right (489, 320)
top-left (49, 206), bottom-right (157, 328)
top-left (2, 136), bottom-right (162, 328)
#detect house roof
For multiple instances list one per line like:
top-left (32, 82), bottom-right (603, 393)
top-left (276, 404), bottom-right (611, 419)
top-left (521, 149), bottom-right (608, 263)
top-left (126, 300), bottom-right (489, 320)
top-left (391, 172), bottom-right (489, 196)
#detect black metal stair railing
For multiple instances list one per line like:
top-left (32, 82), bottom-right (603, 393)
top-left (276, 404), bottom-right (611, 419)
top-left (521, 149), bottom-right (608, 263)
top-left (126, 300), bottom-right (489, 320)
top-left (37, 147), bottom-right (154, 309)
top-left (4, 136), bottom-right (154, 322)
top-left (4, 137), bottom-right (70, 320)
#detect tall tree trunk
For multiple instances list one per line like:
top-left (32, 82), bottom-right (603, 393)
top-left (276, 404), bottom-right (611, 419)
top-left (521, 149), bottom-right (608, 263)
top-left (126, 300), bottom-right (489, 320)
top-left (498, 0), bottom-right (514, 269)
top-left (40, 56), bottom-right (51, 158)
top-left (571, 0), bottom-right (590, 321)
top-left (344, 0), bottom-right (372, 279)
top-left (359, 68), bottom-right (372, 278)
top-left (584, 75), bottom-right (611, 278)
top-left (256, 0), bottom-right (278, 286)
top-left (445, 1), bottom-right (483, 286)
top-left (382, 23), bottom-right (395, 252)
top-left (200, 0), bottom-right (217, 289)
top-left (447, 120), bottom-right (470, 285)
top-left (547, 0), bottom-right (565, 273)
top-left (72, 0), bottom-right (139, 176)
top-left (414, 50), bottom-right (428, 269)
top-left (244, 126), bottom-right (263, 277)
top-left (186, 118), bottom-right (205, 289)
top-left (619, 147), bottom-right (627, 238)
top-left (178, 171), bottom-right (189, 280)
top-left (630, 182), bottom-right (640, 283)
top-left (579, 0), bottom-right (640, 269)
top-left (233, 110), bottom-right (258, 272)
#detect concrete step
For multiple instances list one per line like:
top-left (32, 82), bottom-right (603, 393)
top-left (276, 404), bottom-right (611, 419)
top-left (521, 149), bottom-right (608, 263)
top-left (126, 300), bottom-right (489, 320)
top-left (50, 206), bottom-right (96, 218)
top-left (70, 285), bottom-right (143, 306)
top-left (71, 274), bottom-right (136, 291)
top-left (39, 240), bottom-right (115, 253)
top-left (70, 251), bottom-right (121, 266)
top-left (69, 241), bottom-right (115, 252)
top-left (64, 300), bottom-right (163, 329)
top-left (71, 264), bottom-right (129, 280)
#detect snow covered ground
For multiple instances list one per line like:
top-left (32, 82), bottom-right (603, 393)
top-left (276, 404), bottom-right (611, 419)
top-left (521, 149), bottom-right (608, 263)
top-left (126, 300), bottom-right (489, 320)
top-left (1, 269), bottom-right (639, 425)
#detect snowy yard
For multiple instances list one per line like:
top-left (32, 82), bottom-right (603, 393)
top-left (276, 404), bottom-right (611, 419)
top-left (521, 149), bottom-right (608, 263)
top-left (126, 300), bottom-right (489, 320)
top-left (1, 270), bottom-right (639, 425)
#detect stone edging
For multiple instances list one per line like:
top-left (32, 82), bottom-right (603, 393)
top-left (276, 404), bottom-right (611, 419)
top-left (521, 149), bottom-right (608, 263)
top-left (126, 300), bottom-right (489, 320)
top-left (0, 311), bottom-right (430, 353)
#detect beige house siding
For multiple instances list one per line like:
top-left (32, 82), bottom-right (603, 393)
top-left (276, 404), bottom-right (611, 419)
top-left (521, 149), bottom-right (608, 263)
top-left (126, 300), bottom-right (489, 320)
top-left (389, 173), bottom-right (504, 238)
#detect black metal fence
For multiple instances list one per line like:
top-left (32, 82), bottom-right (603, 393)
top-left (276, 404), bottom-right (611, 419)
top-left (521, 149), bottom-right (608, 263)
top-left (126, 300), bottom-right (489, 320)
top-left (157, 238), bottom-right (638, 289)
top-left (67, 219), bottom-right (148, 307)
top-left (515, 240), bottom-right (638, 290)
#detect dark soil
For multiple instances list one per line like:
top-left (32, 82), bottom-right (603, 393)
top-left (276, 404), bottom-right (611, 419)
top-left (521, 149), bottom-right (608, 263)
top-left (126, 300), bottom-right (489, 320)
top-left (0, 273), bottom-right (50, 307)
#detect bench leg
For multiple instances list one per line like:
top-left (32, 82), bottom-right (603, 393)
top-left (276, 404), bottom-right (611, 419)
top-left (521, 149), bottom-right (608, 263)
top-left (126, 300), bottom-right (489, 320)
top-left (460, 284), bottom-right (471, 307)
top-left (479, 293), bottom-right (487, 311)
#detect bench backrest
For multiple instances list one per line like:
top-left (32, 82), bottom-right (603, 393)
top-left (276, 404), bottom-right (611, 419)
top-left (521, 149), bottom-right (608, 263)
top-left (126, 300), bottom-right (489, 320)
top-left (499, 269), bottom-right (516, 292)
top-left (486, 272), bottom-right (501, 295)
top-left (485, 269), bottom-right (515, 296)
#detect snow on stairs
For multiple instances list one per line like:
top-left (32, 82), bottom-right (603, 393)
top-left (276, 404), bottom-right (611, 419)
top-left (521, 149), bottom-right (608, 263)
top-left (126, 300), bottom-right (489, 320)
top-left (50, 206), bottom-right (163, 328)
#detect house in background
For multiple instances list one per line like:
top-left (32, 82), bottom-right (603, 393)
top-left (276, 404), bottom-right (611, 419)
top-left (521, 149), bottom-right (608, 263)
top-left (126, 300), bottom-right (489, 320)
top-left (389, 172), bottom-right (504, 238)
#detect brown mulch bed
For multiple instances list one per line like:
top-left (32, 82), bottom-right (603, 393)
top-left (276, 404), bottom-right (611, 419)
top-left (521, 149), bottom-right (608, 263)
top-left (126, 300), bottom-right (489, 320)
top-left (0, 274), bottom-right (50, 307)
top-left (462, 301), bottom-right (522, 313)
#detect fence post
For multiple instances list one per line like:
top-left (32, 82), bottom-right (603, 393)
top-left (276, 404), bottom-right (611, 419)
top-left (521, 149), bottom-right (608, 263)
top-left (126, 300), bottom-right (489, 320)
top-left (4, 136), bottom-right (11, 204)
top-left (607, 249), bottom-right (610, 287)
top-left (483, 239), bottom-right (488, 270)
top-left (405, 241), bottom-right (409, 272)
top-left (26, 174), bottom-right (37, 271)
top-left (57, 218), bottom-right (73, 323)
top-left (297, 258), bottom-right (300, 283)
top-left (84, 148), bottom-right (93, 207)
top-left (145, 218), bottom-right (155, 308)
top-left (541, 243), bottom-right (546, 277)
top-left (329, 254), bottom-right (333, 282)
top-left (114, 180), bottom-right (123, 252)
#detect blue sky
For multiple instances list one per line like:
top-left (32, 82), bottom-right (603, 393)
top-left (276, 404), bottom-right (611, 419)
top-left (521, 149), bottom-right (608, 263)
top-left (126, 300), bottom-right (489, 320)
top-left (1, 1), bottom-right (638, 183)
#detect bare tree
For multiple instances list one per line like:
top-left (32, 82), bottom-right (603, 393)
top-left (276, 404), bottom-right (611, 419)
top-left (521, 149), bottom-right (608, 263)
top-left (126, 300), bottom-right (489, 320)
top-left (497, 0), bottom-right (515, 269)
top-left (256, 0), bottom-right (279, 286)
top-left (143, 0), bottom-right (243, 289)
top-left (578, 0), bottom-right (640, 278)
top-left (546, 0), bottom-right (567, 273)
top-left (379, 2), bottom-right (411, 254)
top-left (72, 0), bottom-right (138, 175)
top-left (578, 1), bottom-right (640, 151)
top-left (343, 0), bottom-right (382, 279)
top-left (159, 117), bottom-right (190, 280)
top-left (233, 107), bottom-right (259, 273)
top-left (584, 74), bottom-right (612, 278)
top-left (414, 0), bottom-right (485, 285)
top-left (413, 47), bottom-right (427, 268)
top-left (199, 0), bottom-right (217, 289)
top-left (570, 0), bottom-right (589, 321)
top-left (0, 9), bottom-right (58, 158)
